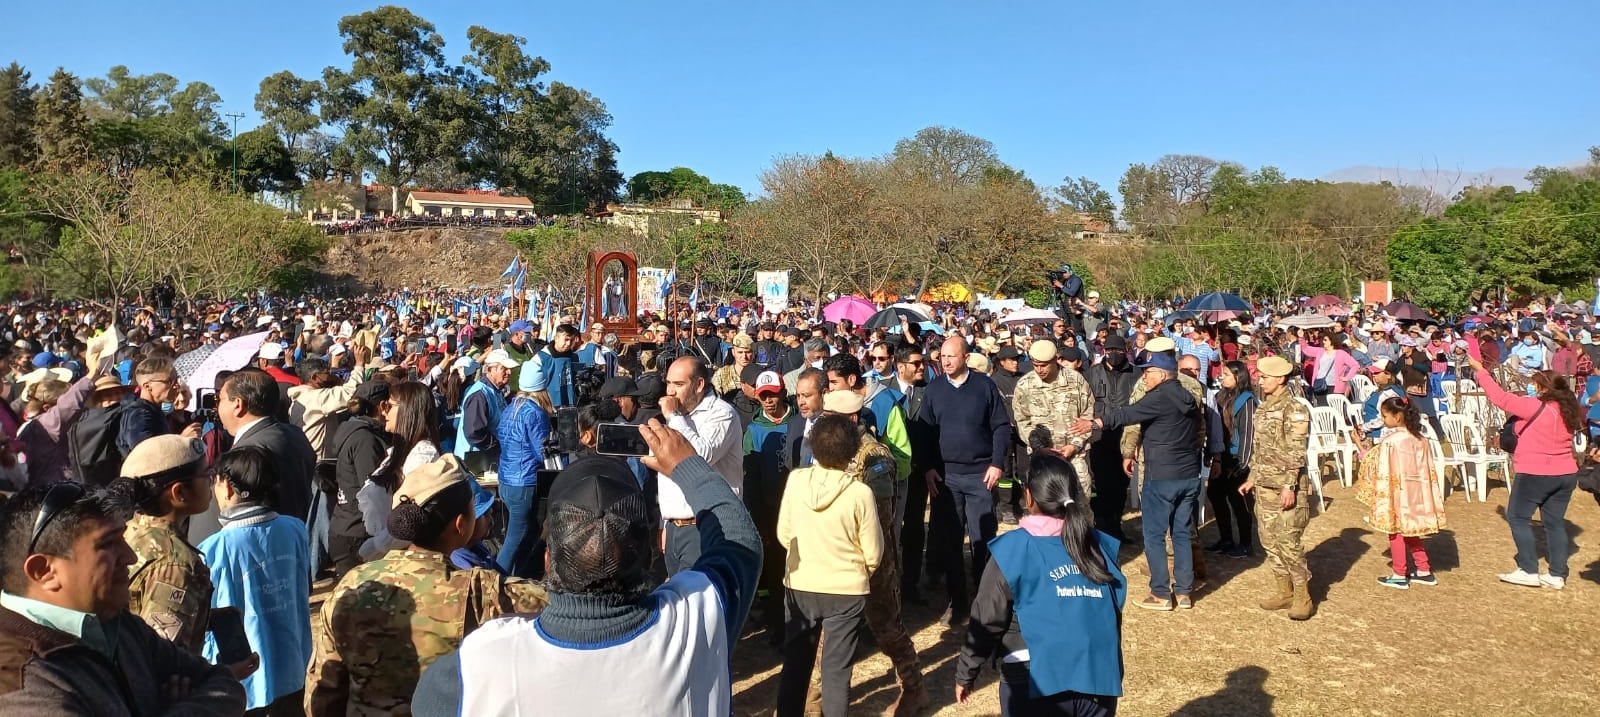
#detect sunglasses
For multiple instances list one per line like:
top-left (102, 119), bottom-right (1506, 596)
top-left (871, 355), bottom-right (891, 362)
top-left (28, 481), bottom-right (86, 556)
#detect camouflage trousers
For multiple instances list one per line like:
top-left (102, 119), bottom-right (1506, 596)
top-left (1255, 489), bottom-right (1311, 584)
top-left (807, 489), bottom-right (923, 712)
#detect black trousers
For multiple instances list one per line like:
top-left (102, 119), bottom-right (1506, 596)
top-left (1206, 456), bottom-right (1253, 547)
top-left (778, 590), bottom-right (866, 717)
top-left (1089, 440), bottom-right (1130, 540)
top-left (900, 466), bottom-right (930, 594)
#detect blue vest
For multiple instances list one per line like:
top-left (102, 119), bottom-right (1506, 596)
top-left (988, 529), bottom-right (1126, 699)
top-left (541, 350), bottom-right (579, 407)
top-left (1362, 385), bottom-right (1403, 439)
top-left (454, 378), bottom-right (507, 458)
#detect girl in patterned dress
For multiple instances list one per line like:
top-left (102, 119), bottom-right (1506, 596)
top-left (1356, 396), bottom-right (1446, 589)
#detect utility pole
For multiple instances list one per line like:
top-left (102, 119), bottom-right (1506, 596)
top-left (224, 112), bottom-right (245, 194)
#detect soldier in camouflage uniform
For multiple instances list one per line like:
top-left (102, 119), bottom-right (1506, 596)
top-left (1242, 355), bottom-right (1315, 620)
top-left (120, 435), bottom-right (216, 654)
top-left (805, 391), bottom-right (928, 716)
top-left (1013, 339), bottom-right (1096, 497)
top-left (306, 456), bottom-right (547, 716)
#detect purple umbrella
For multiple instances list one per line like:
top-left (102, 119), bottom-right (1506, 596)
top-left (1384, 301), bottom-right (1430, 321)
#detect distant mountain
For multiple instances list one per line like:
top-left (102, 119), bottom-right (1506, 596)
top-left (1320, 165), bottom-right (1535, 197)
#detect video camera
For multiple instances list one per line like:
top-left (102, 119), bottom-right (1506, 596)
top-left (1044, 264), bottom-right (1083, 301)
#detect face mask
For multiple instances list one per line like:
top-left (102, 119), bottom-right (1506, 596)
top-left (1523, 338), bottom-right (1536, 346)
top-left (1105, 352), bottom-right (1129, 369)
top-left (810, 360), bottom-right (824, 370)
top-left (161, 402), bottom-right (174, 415)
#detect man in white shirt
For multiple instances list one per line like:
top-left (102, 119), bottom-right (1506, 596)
top-left (659, 356), bottom-right (745, 574)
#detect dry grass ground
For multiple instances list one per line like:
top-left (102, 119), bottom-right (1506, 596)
top-left (731, 477), bottom-right (1600, 716)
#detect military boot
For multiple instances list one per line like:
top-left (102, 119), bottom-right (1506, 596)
top-left (1289, 579), bottom-right (1315, 620)
top-left (890, 680), bottom-right (931, 717)
top-left (1259, 575), bottom-right (1293, 611)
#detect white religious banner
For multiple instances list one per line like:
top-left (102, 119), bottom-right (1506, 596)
top-left (637, 267), bottom-right (668, 313)
top-left (756, 270), bottom-right (790, 316)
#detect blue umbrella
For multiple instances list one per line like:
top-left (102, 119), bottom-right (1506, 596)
top-left (1185, 291), bottom-right (1252, 312)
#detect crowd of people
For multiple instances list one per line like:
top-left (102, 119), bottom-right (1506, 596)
top-left (317, 213), bottom-right (578, 236)
top-left (0, 276), bottom-right (1596, 716)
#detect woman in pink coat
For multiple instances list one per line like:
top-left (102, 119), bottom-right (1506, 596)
top-left (1302, 332), bottom-right (1361, 405)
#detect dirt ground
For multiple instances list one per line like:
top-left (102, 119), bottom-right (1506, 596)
top-left (319, 227), bottom-right (520, 292)
top-left (730, 475), bottom-right (1600, 716)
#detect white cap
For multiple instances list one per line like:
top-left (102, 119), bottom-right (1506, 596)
top-left (1087, 290), bottom-right (1101, 299)
top-left (256, 315), bottom-right (276, 328)
top-left (483, 349), bottom-right (520, 369)
top-left (259, 342), bottom-right (284, 360)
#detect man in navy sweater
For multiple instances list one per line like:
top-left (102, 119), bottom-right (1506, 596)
top-left (919, 336), bottom-right (1012, 624)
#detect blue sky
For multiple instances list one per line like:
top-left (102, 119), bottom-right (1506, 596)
top-left (7, 1), bottom-right (1597, 196)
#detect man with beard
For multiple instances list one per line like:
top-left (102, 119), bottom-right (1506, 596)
top-left (1083, 333), bottom-right (1137, 540)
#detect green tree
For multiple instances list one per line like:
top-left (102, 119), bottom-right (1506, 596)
top-left (1387, 219), bottom-right (1478, 314)
top-left (626, 167), bottom-right (746, 212)
top-left (254, 71), bottom-right (322, 158)
top-left (320, 5), bottom-right (458, 214)
top-left (231, 128), bottom-right (300, 194)
top-left (1053, 175), bottom-right (1115, 227)
top-left (32, 68), bottom-right (91, 170)
top-left (0, 63), bottom-right (37, 167)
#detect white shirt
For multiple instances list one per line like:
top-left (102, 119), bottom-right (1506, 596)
top-left (660, 394), bottom-right (743, 520)
top-left (232, 416), bottom-right (268, 443)
top-left (459, 570), bottom-right (731, 716)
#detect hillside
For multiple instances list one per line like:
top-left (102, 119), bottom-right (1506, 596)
top-left (318, 227), bottom-right (522, 293)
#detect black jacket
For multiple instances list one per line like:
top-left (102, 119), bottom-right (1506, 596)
top-left (1099, 378), bottom-right (1200, 481)
top-left (233, 417), bottom-right (319, 522)
top-left (896, 380), bottom-right (940, 473)
top-left (328, 415), bottom-right (390, 540)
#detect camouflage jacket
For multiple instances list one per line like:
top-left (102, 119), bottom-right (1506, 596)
top-left (125, 513), bottom-right (212, 654)
top-left (1013, 367), bottom-right (1096, 452)
top-left (845, 429), bottom-right (899, 501)
top-left (305, 549), bottom-right (548, 717)
top-left (1120, 372), bottom-right (1207, 459)
top-left (1248, 390), bottom-right (1311, 490)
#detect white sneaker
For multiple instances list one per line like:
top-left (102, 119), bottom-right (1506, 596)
top-left (1538, 573), bottom-right (1566, 590)
top-left (1497, 569), bottom-right (1541, 587)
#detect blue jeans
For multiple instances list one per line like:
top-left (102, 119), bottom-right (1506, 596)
top-left (497, 483), bottom-right (541, 578)
top-left (1507, 473), bottom-right (1577, 578)
top-left (1142, 477), bottom-right (1201, 598)
top-left (945, 472), bottom-right (998, 591)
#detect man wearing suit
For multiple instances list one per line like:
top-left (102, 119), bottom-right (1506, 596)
top-left (892, 346), bottom-right (945, 606)
top-left (193, 369), bottom-right (320, 552)
top-left (780, 369), bottom-right (827, 476)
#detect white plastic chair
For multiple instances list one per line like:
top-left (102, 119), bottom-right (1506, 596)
top-left (1309, 406), bottom-right (1357, 493)
top-left (1440, 379), bottom-right (1458, 406)
top-left (1347, 375), bottom-right (1375, 404)
top-left (1459, 423), bottom-right (1512, 502)
top-left (1438, 415), bottom-right (1476, 501)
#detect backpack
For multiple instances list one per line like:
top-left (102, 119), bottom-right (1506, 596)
top-left (69, 403), bottom-right (126, 487)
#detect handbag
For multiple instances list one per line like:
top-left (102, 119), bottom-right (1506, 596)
top-left (1497, 401), bottom-right (1547, 455)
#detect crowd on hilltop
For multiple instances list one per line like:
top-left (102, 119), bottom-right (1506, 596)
top-left (317, 213), bottom-right (580, 236)
top-left (0, 269), bottom-right (1596, 716)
